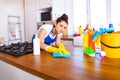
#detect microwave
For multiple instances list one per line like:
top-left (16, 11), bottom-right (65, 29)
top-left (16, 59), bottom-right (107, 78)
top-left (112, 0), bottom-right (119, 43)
top-left (41, 11), bottom-right (52, 21)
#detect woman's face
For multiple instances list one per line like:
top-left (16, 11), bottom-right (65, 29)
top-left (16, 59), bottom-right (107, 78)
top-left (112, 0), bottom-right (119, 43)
top-left (55, 21), bottom-right (68, 34)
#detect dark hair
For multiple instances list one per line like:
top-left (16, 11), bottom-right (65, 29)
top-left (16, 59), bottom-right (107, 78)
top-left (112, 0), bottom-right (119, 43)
top-left (56, 14), bottom-right (68, 24)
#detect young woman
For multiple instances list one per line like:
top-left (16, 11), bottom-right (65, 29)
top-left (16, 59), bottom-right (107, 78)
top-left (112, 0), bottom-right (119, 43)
top-left (37, 14), bottom-right (69, 53)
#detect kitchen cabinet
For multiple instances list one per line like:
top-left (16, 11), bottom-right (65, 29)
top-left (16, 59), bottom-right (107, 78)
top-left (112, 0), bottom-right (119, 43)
top-left (24, 0), bottom-right (73, 41)
top-left (25, 0), bottom-right (52, 42)
top-left (24, 0), bottom-right (38, 41)
top-left (37, 0), bottom-right (52, 9)
top-left (0, 60), bottom-right (43, 80)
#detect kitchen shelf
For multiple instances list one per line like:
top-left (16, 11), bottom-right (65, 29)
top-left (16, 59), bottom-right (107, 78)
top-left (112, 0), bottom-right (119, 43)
top-left (8, 15), bottom-right (22, 44)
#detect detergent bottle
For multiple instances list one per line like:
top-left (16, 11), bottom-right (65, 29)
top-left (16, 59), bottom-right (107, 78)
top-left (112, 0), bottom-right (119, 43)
top-left (78, 26), bottom-right (82, 36)
top-left (33, 34), bottom-right (40, 55)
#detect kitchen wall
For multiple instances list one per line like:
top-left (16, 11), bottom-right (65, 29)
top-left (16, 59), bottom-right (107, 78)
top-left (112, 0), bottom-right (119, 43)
top-left (0, 0), bottom-right (24, 44)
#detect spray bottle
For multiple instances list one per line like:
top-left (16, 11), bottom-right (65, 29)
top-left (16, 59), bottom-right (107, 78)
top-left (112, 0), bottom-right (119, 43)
top-left (33, 34), bottom-right (40, 55)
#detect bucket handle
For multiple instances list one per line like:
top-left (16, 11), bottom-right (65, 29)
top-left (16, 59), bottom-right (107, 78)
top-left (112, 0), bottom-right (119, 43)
top-left (100, 41), bottom-right (120, 48)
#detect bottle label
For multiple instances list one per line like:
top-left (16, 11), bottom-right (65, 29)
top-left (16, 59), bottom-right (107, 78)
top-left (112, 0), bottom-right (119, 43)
top-left (33, 39), bottom-right (40, 55)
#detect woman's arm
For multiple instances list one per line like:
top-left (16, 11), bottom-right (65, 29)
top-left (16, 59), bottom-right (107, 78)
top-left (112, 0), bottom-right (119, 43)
top-left (38, 28), bottom-right (49, 50)
top-left (55, 35), bottom-right (62, 46)
top-left (38, 28), bottom-right (61, 53)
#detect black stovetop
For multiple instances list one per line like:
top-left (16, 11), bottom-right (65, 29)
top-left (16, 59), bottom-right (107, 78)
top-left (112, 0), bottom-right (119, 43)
top-left (0, 42), bottom-right (33, 57)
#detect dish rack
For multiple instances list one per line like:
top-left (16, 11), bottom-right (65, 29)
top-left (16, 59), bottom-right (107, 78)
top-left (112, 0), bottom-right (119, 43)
top-left (8, 15), bottom-right (22, 44)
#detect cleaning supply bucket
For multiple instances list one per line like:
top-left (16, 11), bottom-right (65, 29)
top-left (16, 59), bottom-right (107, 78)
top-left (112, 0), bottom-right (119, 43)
top-left (100, 33), bottom-right (120, 58)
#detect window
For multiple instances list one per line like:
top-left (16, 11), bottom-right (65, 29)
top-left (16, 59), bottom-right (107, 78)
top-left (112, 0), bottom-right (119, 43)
top-left (73, 0), bottom-right (120, 33)
top-left (111, 0), bottom-right (120, 30)
top-left (73, 0), bottom-right (86, 33)
top-left (90, 0), bottom-right (106, 29)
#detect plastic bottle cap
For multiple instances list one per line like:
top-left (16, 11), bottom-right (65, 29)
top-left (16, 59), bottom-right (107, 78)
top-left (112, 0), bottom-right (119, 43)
top-left (35, 35), bottom-right (39, 39)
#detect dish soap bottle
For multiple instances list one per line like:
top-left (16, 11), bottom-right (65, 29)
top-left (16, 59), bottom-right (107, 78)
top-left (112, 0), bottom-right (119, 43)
top-left (78, 25), bottom-right (82, 36)
top-left (33, 34), bottom-right (40, 55)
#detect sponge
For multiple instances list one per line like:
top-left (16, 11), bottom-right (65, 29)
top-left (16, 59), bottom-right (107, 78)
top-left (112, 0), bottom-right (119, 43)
top-left (53, 52), bottom-right (71, 58)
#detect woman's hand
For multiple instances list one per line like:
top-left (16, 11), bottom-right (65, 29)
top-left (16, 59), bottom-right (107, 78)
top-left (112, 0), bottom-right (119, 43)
top-left (46, 46), bottom-right (64, 56)
top-left (46, 46), bottom-right (60, 52)
top-left (57, 43), bottom-right (69, 54)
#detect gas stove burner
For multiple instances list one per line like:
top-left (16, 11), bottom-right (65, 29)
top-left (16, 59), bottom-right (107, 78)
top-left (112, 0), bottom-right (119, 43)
top-left (0, 42), bottom-right (33, 57)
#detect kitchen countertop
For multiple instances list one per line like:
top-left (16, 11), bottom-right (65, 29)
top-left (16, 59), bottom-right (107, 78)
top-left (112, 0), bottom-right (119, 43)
top-left (0, 41), bottom-right (120, 80)
top-left (61, 35), bottom-right (73, 41)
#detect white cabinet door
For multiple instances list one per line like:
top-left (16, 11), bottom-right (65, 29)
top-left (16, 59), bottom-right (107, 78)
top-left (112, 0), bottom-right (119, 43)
top-left (37, 0), bottom-right (52, 9)
top-left (52, 0), bottom-right (65, 20)
top-left (25, 0), bottom-right (38, 41)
